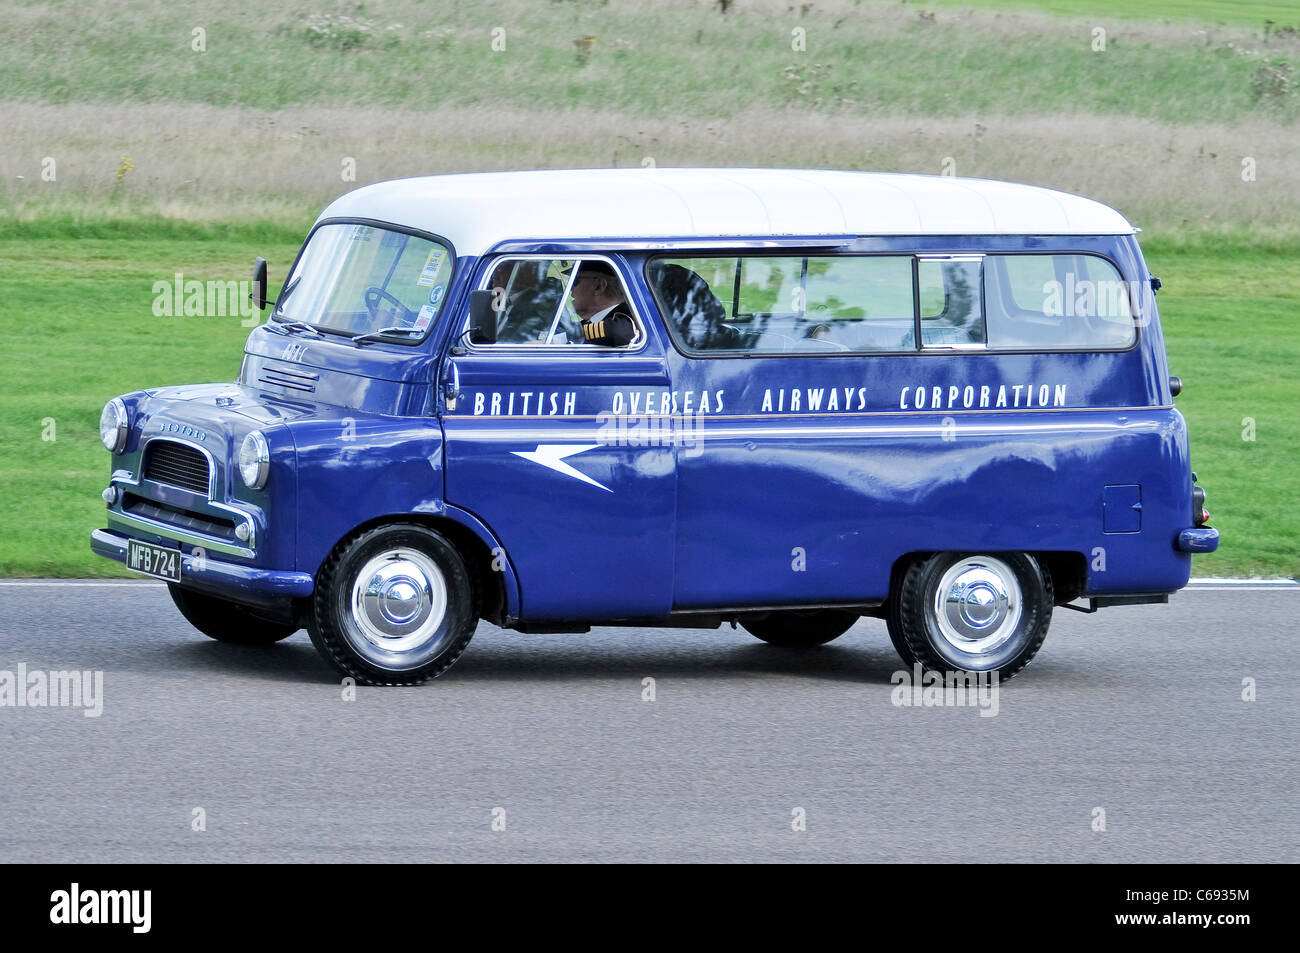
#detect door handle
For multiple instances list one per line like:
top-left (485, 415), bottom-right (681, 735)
top-left (442, 360), bottom-right (460, 407)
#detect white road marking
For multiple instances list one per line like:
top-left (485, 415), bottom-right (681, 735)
top-left (1182, 587), bottom-right (1300, 592)
top-left (0, 580), bottom-right (162, 587)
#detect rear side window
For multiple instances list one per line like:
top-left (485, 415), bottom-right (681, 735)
top-left (984, 254), bottom-right (1135, 350)
top-left (649, 252), bottom-right (1136, 355)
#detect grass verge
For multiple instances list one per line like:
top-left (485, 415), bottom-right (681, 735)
top-left (0, 228), bottom-right (1292, 578)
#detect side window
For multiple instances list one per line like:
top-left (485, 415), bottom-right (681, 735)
top-left (985, 254), bottom-right (1135, 349)
top-left (479, 257), bottom-right (640, 348)
top-left (649, 251), bottom-right (1137, 356)
top-left (650, 255), bottom-right (916, 354)
top-left (805, 256), bottom-right (915, 350)
top-left (484, 258), bottom-right (569, 344)
top-left (917, 257), bottom-right (985, 348)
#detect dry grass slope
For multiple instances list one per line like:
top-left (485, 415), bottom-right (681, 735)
top-left (3, 102), bottom-right (1299, 238)
top-left (2, 0), bottom-right (1299, 236)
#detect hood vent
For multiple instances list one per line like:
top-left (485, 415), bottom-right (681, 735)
top-left (257, 363), bottom-right (319, 393)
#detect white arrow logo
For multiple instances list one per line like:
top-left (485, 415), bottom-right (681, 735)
top-left (512, 444), bottom-right (612, 492)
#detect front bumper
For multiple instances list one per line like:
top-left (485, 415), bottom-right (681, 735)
top-left (91, 528), bottom-right (314, 604)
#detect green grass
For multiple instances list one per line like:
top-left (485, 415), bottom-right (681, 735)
top-left (1, 0), bottom-right (1297, 125)
top-left (1142, 235), bottom-right (1300, 578)
top-left (0, 231), bottom-right (304, 577)
top-left (0, 227), bottom-right (1293, 578)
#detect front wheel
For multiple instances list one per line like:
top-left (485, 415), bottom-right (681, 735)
top-left (167, 585), bottom-right (299, 644)
top-left (742, 608), bottom-right (858, 647)
top-left (886, 552), bottom-right (1053, 680)
top-left (307, 524), bottom-right (477, 686)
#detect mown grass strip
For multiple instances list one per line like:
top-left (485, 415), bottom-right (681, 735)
top-left (0, 233), bottom-right (1293, 578)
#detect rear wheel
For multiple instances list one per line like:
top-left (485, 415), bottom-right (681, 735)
top-left (167, 584), bottom-right (299, 644)
top-left (885, 552), bottom-right (1052, 679)
top-left (742, 608), bottom-right (858, 647)
top-left (307, 524), bottom-right (477, 686)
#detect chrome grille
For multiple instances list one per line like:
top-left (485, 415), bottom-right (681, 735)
top-left (143, 440), bottom-right (210, 494)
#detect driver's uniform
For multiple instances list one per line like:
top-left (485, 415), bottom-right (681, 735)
top-left (579, 302), bottom-right (636, 347)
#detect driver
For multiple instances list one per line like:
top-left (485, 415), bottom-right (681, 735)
top-left (565, 261), bottom-right (636, 347)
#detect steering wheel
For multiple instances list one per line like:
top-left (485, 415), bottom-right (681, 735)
top-left (363, 286), bottom-right (412, 323)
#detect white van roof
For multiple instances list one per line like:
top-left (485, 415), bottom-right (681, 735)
top-left (318, 168), bottom-right (1136, 256)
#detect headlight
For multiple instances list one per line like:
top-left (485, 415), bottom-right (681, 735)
top-left (238, 431), bottom-right (270, 490)
top-left (99, 398), bottom-right (128, 453)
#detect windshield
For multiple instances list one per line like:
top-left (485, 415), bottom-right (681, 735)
top-left (275, 223), bottom-right (453, 340)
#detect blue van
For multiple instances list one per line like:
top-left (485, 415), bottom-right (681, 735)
top-left (92, 169), bottom-right (1218, 684)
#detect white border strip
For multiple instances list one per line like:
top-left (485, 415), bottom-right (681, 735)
top-left (0, 580), bottom-right (162, 587)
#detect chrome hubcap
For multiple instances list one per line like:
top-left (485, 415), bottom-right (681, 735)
top-left (347, 549), bottom-right (449, 668)
top-left (933, 556), bottom-right (1022, 656)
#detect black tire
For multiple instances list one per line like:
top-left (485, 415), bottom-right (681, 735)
top-left (885, 563), bottom-right (918, 665)
top-left (742, 608), bottom-right (858, 647)
top-left (885, 606), bottom-right (917, 666)
top-left (167, 584), bottom-right (299, 644)
top-left (885, 552), bottom-right (1053, 680)
top-left (307, 523), bottom-right (477, 686)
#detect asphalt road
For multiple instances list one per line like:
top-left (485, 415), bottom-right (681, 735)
top-left (0, 581), bottom-right (1295, 863)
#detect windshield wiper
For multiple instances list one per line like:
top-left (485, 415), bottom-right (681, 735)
top-left (275, 320), bottom-right (322, 337)
top-left (351, 326), bottom-right (423, 345)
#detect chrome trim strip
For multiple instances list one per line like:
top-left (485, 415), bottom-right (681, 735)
top-left (445, 419), bottom-right (1162, 441)
top-left (108, 510), bottom-right (255, 559)
top-left (444, 404), bottom-right (1176, 421)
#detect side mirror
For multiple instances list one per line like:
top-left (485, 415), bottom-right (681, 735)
top-left (468, 289), bottom-right (497, 345)
top-left (251, 257), bottom-right (268, 311)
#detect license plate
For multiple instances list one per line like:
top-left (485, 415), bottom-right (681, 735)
top-left (126, 539), bottom-right (181, 581)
